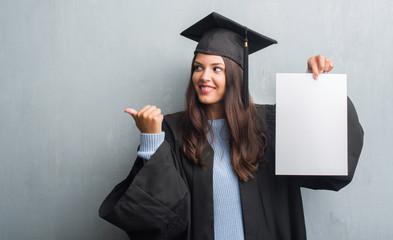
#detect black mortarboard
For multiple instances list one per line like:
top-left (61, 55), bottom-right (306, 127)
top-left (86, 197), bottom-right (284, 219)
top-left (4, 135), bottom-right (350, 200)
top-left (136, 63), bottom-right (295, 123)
top-left (181, 12), bottom-right (277, 109)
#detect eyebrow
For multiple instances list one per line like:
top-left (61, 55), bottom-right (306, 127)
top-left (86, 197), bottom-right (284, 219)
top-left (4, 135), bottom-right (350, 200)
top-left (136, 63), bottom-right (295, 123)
top-left (193, 61), bottom-right (225, 66)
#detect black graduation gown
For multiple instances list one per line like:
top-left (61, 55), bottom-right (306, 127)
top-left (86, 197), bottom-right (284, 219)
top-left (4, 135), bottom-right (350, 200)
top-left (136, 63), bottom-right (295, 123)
top-left (99, 98), bottom-right (364, 240)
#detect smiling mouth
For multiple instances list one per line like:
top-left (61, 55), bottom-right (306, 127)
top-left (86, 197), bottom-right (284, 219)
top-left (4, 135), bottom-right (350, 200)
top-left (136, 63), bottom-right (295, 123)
top-left (200, 86), bottom-right (215, 94)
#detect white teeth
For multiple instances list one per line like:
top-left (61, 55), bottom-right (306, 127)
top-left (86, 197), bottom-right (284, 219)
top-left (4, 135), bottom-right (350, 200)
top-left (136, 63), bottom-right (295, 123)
top-left (201, 87), bottom-right (214, 91)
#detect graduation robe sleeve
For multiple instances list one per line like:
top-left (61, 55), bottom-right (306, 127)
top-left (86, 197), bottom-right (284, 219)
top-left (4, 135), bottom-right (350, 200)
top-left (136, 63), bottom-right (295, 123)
top-left (262, 97), bottom-right (364, 191)
top-left (99, 119), bottom-right (190, 240)
top-left (299, 97), bottom-right (364, 190)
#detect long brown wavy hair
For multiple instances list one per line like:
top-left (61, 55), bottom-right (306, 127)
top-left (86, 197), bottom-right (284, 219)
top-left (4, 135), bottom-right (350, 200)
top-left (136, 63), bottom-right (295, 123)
top-left (178, 54), bottom-right (267, 182)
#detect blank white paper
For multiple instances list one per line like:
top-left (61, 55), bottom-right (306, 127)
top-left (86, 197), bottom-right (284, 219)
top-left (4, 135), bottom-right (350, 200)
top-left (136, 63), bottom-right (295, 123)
top-left (275, 73), bottom-right (347, 175)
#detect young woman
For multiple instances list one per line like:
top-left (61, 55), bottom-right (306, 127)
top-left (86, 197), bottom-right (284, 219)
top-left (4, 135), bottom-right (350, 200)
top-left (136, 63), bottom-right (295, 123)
top-left (99, 13), bottom-right (364, 240)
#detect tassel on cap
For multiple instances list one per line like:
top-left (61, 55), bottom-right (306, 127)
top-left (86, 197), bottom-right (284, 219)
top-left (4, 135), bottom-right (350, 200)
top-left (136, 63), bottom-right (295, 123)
top-left (243, 27), bottom-right (249, 110)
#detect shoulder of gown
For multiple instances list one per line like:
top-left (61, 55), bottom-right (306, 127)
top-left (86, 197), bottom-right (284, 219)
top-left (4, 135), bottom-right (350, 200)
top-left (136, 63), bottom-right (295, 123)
top-left (254, 98), bottom-right (364, 191)
top-left (99, 111), bottom-right (190, 240)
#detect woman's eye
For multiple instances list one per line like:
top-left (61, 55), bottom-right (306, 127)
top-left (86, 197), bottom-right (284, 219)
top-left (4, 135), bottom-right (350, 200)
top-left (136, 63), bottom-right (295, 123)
top-left (214, 67), bottom-right (223, 72)
top-left (193, 66), bottom-right (202, 71)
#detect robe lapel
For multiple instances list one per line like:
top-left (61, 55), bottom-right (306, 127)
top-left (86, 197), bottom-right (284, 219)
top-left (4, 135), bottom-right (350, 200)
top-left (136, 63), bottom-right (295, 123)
top-left (191, 145), bottom-right (215, 240)
top-left (239, 164), bottom-right (276, 240)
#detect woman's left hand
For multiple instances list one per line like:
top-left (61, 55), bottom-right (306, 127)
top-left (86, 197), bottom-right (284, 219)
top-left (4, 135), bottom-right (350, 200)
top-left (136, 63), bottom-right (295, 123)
top-left (307, 55), bottom-right (334, 80)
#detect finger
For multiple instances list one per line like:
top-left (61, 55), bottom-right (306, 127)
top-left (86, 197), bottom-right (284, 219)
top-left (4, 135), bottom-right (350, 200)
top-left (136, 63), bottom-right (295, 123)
top-left (309, 58), bottom-right (319, 80)
top-left (136, 105), bottom-right (152, 117)
top-left (141, 106), bottom-right (157, 119)
top-left (323, 58), bottom-right (330, 72)
top-left (326, 58), bottom-right (334, 72)
top-left (149, 108), bottom-right (162, 119)
top-left (317, 55), bottom-right (325, 73)
top-left (124, 108), bottom-right (138, 118)
top-left (323, 61), bottom-right (330, 72)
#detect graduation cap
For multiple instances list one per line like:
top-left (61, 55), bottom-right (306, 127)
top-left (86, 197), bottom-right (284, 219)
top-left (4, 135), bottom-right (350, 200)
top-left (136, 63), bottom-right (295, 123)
top-left (181, 12), bottom-right (277, 109)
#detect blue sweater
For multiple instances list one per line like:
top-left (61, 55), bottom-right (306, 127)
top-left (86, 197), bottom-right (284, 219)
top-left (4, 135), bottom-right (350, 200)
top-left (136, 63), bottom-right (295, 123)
top-left (137, 119), bottom-right (245, 240)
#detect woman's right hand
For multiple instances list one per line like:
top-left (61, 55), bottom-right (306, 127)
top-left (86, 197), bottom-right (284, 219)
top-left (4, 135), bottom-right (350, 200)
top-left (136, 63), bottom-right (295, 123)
top-left (124, 105), bottom-right (163, 134)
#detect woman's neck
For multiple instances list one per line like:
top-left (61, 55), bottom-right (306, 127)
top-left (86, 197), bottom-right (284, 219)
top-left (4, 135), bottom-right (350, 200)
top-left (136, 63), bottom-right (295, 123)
top-left (206, 102), bottom-right (225, 120)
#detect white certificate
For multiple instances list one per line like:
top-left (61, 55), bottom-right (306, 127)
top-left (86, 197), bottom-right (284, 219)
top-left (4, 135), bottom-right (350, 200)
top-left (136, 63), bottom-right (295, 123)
top-left (275, 73), bottom-right (347, 175)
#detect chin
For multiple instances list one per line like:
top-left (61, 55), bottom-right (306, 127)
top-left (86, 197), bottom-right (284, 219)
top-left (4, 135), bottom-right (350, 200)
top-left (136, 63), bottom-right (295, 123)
top-left (198, 97), bottom-right (215, 105)
top-left (198, 97), bottom-right (223, 108)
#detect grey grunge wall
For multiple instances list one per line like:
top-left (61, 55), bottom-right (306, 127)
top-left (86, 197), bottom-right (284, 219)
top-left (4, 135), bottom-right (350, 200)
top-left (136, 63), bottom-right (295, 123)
top-left (1, 0), bottom-right (392, 239)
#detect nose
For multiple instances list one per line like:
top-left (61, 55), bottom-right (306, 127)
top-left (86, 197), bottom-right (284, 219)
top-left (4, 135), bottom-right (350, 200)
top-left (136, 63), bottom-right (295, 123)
top-left (200, 68), bottom-right (212, 82)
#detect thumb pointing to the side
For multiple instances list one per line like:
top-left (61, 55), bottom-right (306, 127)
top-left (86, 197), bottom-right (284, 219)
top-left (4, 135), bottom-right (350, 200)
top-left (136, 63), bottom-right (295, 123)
top-left (124, 108), bottom-right (138, 119)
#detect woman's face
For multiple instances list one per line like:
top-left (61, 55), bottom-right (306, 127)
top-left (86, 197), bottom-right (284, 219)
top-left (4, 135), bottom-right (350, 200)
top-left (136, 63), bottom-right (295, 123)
top-left (192, 53), bottom-right (226, 109)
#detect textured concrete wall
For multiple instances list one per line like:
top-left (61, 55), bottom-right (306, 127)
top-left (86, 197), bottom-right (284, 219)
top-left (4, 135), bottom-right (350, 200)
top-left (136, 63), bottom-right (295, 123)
top-left (1, 0), bottom-right (391, 239)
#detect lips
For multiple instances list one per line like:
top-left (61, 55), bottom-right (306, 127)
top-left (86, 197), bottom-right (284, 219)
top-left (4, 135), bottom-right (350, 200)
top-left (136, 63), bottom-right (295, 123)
top-left (199, 84), bottom-right (215, 94)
